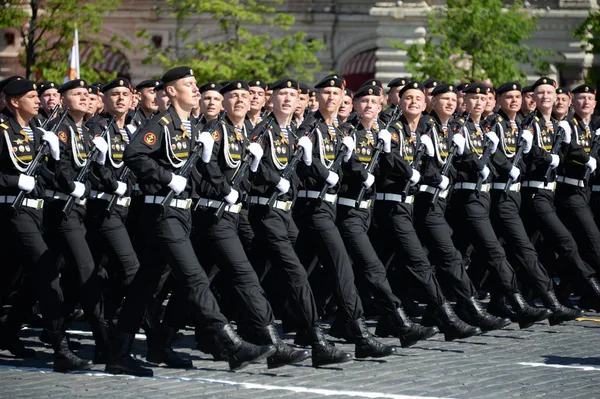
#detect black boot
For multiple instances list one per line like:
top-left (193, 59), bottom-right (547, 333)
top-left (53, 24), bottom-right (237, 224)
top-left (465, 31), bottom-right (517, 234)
top-left (91, 320), bottom-right (110, 364)
top-left (105, 332), bottom-right (153, 376)
top-left (51, 331), bottom-right (92, 373)
top-left (540, 290), bottom-right (584, 326)
top-left (253, 324), bottom-right (310, 369)
top-left (328, 316), bottom-right (354, 343)
top-left (436, 301), bottom-right (482, 341)
top-left (0, 332), bottom-right (36, 358)
top-left (581, 277), bottom-right (600, 312)
top-left (305, 326), bottom-right (352, 367)
top-left (216, 323), bottom-right (276, 371)
top-left (486, 294), bottom-right (519, 322)
top-left (419, 304), bottom-right (437, 327)
top-left (507, 292), bottom-right (552, 329)
top-left (196, 328), bottom-right (227, 361)
top-left (40, 329), bottom-right (81, 350)
top-left (455, 296), bottom-right (512, 332)
top-left (377, 307), bottom-right (439, 347)
top-left (146, 325), bottom-right (193, 368)
top-left (349, 318), bottom-right (396, 359)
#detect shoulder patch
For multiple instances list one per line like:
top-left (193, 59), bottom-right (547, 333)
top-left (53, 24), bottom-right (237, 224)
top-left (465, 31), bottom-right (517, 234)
top-left (143, 132), bottom-right (157, 146)
top-left (391, 132), bottom-right (399, 142)
top-left (58, 131), bottom-right (68, 143)
top-left (211, 130), bottom-right (220, 142)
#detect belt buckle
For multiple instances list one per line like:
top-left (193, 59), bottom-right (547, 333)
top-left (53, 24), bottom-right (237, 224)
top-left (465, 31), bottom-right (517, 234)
top-left (283, 201), bottom-right (292, 211)
top-left (35, 199), bottom-right (44, 209)
top-left (405, 195), bottom-right (414, 205)
top-left (183, 199), bottom-right (192, 210)
top-left (121, 197), bottom-right (131, 207)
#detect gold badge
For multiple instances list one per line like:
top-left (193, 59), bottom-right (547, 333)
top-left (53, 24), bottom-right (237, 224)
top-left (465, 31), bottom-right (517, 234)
top-left (512, 84), bottom-right (517, 90)
top-left (256, 81), bottom-right (260, 86)
top-left (210, 83), bottom-right (215, 88)
top-left (585, 87), bottom-right (589, 92)
top-left (413, 83), bottom-right (418, 88)
top-left (143, 132), bottom-right (157, 146)
top-left (237, 83), bottom-right (242, 89)
top-left (287, 81), bottom-right (292, 88)
top-left (330, 80), bottom-right (335, 86)
top-left (119, 80), bottom-right (123, 86)
top-left (449, 85), bottom-right (453, 91)
top-left (368, 88), bottom-right (373, 95)
top-left (189, 69), bottom-right (194, 76)
top-left (476, 88), bottom-right (480, 93)
top-left (80, 81), bottom-right (84, 86)
top-left (50, 83), bottom-right (54, 87)
top-left (33, 84), bottom-right (37, 90)
top-left (58, 131), bottom-right (68, 143)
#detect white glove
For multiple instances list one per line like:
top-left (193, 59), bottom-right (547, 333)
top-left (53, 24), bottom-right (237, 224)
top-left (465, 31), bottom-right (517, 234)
top-left (363, 172), bottom-right (375, 189)
top-left (92, 137), bottom-right (108, 165)
top-left (409, 169), bottom-right (421, 185)
top-left (595, 128), bottom-right (600, 137)
top-left (420, 134), bottom-right (434, 157)
top-left (298, 136), bottom-right (313, 165)
top-left (550, 154), bottom-right (560, 168)
top-left (114, 181), bottom-right (127, 196)
top-left (198, 131), bottom-right (215, 163)
top-left (479, 166), bottom-right (490, 182)
top-left (38, 128), bottom-right (60, 161)
top-left (438, 175), bottom-right (449, 190)
top-left (325, 171), bottom-right (339, 187)
top-left (558, 121), bottom-right (572, 144)
top-left (521, 131), bottom-right (534, 154)
top-left (248, 142), bottom-right (263, 172)
top-left (378, 129), bottom-right (392, 153)
top-left (452, 134), bottom-right (466, 155)
top-left (69, 181), bottom-right (85, 198)
top-left (168, 174), bottom-right (187, 195)
top-left (223, 188), bottom-right (239, 205)
top-left (587, 157), bottom-right (597, 174)
top-left (341, 136), bottom-right (355, 162)
top-left (509, 166), bottom-right (520, 180)
top-left (17, 174), bottom-right (35, 193)
top-left (485, 131), bottom-right (499, 154)
top-left (276, 177), bottom-right (290, 194)
top-left (126, 124), bottom-right (137, 137)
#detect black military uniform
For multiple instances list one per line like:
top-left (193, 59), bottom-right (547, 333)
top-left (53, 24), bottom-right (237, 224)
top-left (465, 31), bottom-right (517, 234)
top-left (128, 79), bottom-right (160, 128)
top-left (35, 81), bottom-right (58, 125)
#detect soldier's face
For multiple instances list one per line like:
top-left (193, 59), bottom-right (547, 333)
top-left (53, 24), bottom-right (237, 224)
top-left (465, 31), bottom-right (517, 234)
top-left (432, 93), bottom-right (457, 118)
top-left (294, 93), bottom-right (309, 117)
top-left (62, 88), bottom-right (89, 114)
top-left (533, 85), bottom-right (556, 112)
top-left (140, 87), bottom-right (158, 113)
top-left (318, 87), bottom-right (342, 115)
top-left (87, 94), bottom-right (98, 114)
top-left (9, 90), bottom-right (40, 118)
top-left (425, 88), bottom-right (435, 111)
top-left (40, 88), bottom-right (59, 114)
top-left (249, 87), bottom-right (266, 112)
top-left (200, 90), bottom-right (223, 119)
top-left (156, 90), bottom-right (170, 112)
top-left (553, 93), bottom-right (571, 115)
top-left (96, 93), bottom-right (105, 113)
top-left (457, 92), bottom-right (466, 113)
top-left (338, 95), bottom-right (353, 119)
top-left (354, 95), bottom-right (380, 120)
top-left (573, 92), bottom-right (596, 117)
top-left (105, 87), bottom-right (132, 116)
top-left (224, 90), bottom-right (250, 118)
top-left (388, 86), bottom-right (402, 106)
top-left (499, 91), bottom-right (522, 114)
top-left (271, 88), bottom-right (298, 116)
top-left (167, 77), bottom-right (199, 111)
top-left (400, 89), bottom-right (425, 117)
top-left (465, 93), bottom-right (487, 117)
top-left (130, 93), bottom-right (139, 110)
top-left (522, 92), bottom-right (536, 112)
top-left (485, 92), bottom-right (496, 113)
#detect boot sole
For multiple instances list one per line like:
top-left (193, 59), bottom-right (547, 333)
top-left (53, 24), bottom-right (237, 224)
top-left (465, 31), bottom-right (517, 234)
top-left (312, 355), bottom-right (353, 367)
top-left (54, 363), bottom-right (93, 373)
top-left (444, 328), bottom-right (482, 341)
top-left (267, 351), bottom-right (311, 369)
top-left (105, 365), bottom-right (153, 377)
top-left (229, 346), bottom-right (277, 371)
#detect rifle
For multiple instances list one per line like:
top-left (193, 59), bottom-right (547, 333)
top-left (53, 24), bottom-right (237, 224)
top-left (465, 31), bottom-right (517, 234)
top-left (429, 112), bottom-right (470, 209)
top-left (583, 134), bottom-right (600, 186)
top-left (194, 114), bottom-right (206, 129)
top-left (543, 124), bottom-right (566, 185)
top-left (160, 111), bottom-right (226, 214)
top-left (475, 116), bottom-right (499, 195)
top-left (316, 116), bottom-right (362, 202)
top-left (265, 117), bottom-right (323, 209)
top-left (11, 107), bottom-right (70, 213)
top-left (41, 105), bottom-right (60, 129)
top-left (212, 116), bottom-right (275, 223)
top-left (61, 116), bottom-right (116, 219)
top-left (105, 166), bottom-right (131, 217)
top-left (401, 143), bottom-right (426, 199)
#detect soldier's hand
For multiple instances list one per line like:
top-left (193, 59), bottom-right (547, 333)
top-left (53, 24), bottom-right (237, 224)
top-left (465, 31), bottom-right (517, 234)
top-left (439, 175), bottom-right (449, 190)
top-left (452, 134), bottom-right (466, 155)
top-left (69, 181), bottom-right (85, 199)
top-left (587, 157), bottom-right (597, 174)
top-left (378, 129), bottom-right (392, 153)
top-left (363, 172), bottom-right (375, 189)
top-left (409, 169), bottom-right (421, 186)
top-left (248, 142), bottom-right (264, 172)
top-left (341, 136), bottom-right (355, 162)
top-left (521, 131), bottom-right (533, 154)
top-left (276, 177), bottom-right (290, 194)
top-left (198, 132), bottom-right (215, 163)
top-left (509, 166), bottom-right (520, 180)
top-left (479, 166), bottom-right (490, 181)
top-left (485, 131), bottom-right (499, 154)
top-left (114, 181), bottom-right (127, 196)
top-left (558, 121), bottom-right (572, 144)
top-left (298, 136), bottom-right (313, 165)
top-left (224, 188), bottom-right (239, 205)
top-left (38, 128), bottom-right (60, 161)
top-left (325, 171), bottom-right (339, 187)
top-left (420, 134), bottom-right (434, 157)
top-left (92, 137), bottom-right (108, 165)
top-left (550, 154), bottom-right (560, 169)
top-left (18, 174), bottom-right (35, 193)
top-left (168, 174), bottom-right (187, 195)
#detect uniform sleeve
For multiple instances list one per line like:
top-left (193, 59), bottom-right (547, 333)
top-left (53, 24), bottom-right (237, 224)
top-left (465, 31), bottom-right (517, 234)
top-left (123, 119), bottom-right (172, 186)
top-left (295, 119), bottom-right (330, 182)
top-left (0, 128), bottom-right (19, 189)
top-left (251, 127), bottom-right (284, 187)
top-left (197, 124), bottom-right (232, 197)
top-left (378, 127), bottom-right (412, 181)
top-left (54, 123), bottom-right (78, 194)
top-left (88, 122), bottom-right (118, 192)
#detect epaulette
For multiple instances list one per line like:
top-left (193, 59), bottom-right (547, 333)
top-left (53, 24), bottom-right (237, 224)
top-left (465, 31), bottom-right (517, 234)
top-left (0, 122), bottom-right (8, 131)
top-left (572, 119), bottom-right (579, 126)
top-left (395, 122), bottom-right (403, 130)
top-left (158, 114), bottom-right (172, 126)
top-left (498, 116), bottom-right (503, 122)
top-left (535, 116), bottom-right (539, 122)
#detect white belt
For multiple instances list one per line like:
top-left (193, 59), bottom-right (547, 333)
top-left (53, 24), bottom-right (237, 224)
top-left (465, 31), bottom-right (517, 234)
top-left (521, 181), bottom-right (557, 192)
top-left (297, 190), bottom-right (338, 204)
top-left (491, 182), bottom-right (521, 192)
top-left (0, 195), bottom-right (44, 209)
top-left (556, 176), bottom-right (585, 188)
top-left (375, 192), bottom-right (414, 204)
top-left (45, 190), bottom-right (87, 205)
top-left (248, 196), bottom-right (293, 211)
top-left (418, 185), bottom-right (449, 199)
top-left (144, 195), bottom-right (192, 210)
top-left (198, 198), bottom-right (242, 213)
top-left (89, 191), bottom-right (131, 207)
top-left (453, 182), bottom-right (490, 192)
top-left (337, 197), bottom-right (372, 209)
top-left (592, 185), bottom-right (600, 192)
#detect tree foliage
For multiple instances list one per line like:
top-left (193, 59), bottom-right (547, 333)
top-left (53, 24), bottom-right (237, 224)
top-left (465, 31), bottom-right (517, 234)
top-left (0, 0), bottom-right (124, 82)
top-left (140, 0), bottom-right (325, 83)
top-left (391, 0), bottom-right (553, 84)
top-left (574, 10), bottom-right (600, 84)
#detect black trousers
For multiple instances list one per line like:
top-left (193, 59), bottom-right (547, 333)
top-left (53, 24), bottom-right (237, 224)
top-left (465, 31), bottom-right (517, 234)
top-left (556, 185), bottom-right (600, 275)
top-left (591, 191), bottom-right (600, 228)
top-left (116, 205), bottom-right (227, 335)
top-left (192, 207), bottom-right (273, 330)
top-left (521, 188), bottom-right (596, 284)
top-left (293, 199), bottom-right (363, 322)
top-left (85, 199), bottom-right (140, 321)
top-left (447, 189), bottom-right (519, 296)
top-left (249, 204), bottom-right (319, 328)
top-left (413, 192), bottom-right (477, 301)
top-left (0, 205), bottom-right (63, 335)
top-left (238, 205), bottom-right (254, 257)
top-left (490, 189), bottom-right (552, 294)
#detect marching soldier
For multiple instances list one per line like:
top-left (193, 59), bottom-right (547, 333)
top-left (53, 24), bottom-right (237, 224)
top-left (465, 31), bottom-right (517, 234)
top-left (129, 79), bottom-right (161, 128)
top-left (380, 77), bottom-right (408, 126)
top-left (247, 80), bottom-right (268, 128)
top-left (423, 78), bottom-right (440, 114)
top-left (482, 86), bottom-right (496, 119)
top-left (519, 85), bottom-right (536, 120)
top-left (553, 87), bottom-right (571, 121)
top-left (36, 81), bottom-right (59, 123)
top-left (292, 82), bottom-right (311, 128)
top-left (337, 88), bottom-right (353, 124)
top-left (198, 82), bottom-right (224, 127)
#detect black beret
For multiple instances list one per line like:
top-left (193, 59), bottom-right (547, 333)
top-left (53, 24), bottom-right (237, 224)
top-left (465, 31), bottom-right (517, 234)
top-left (344, 88), bottom-right (354, 99)
top-left (3, 79), bottom-right (37, 96)
top-left (299, 82), bottom-right (310, 95)
top-left (361, 79), bottom-right (383, 89)
top-left (155, 82), bottom-right (165, 91)
top-left (522, 85), bottom-right (533, 94)
top-left (219, 81), bottom-right (230, 87)
top-left (309, 89), bottom-right (317, 97)
top-left (37, 81), bottom-right (58, 94)
top-left (58, 79), bottom-right (88, 93)
top-left (88, 85), bottom-right (101, 96)
top-left (571, 84), bottom-right (596, 95)
top-left (487, 87), bottom-right (495, 94)
top-left (423, 78), bottom-right (441, 89)
top-left (248, 79), bottom-right (268, 90)
top-left (136, 79), bottom-right (161, 90)
top-left (102, 78), bottom-right (132, 93)
top-left (0, 76), bottom-right (24, 93)
top-left (198, 82), bottom-right (223, 94)
top-left (354, 85), bottom-right (382, 98)
top-left (531, 77), bottom-right (557, 91)
top-left (463, 82), bottom-right (488, 95)
top-left (161, 66), bottom-right (194, 85)
top-left (269, 78), bottom-right (299, 91)
top-left (431, 83), bottom-right (457, 96)
top-left (496, 82), bottom-right (522, 96)
top-left (315, 74), bottom-right (345, 89)
top-left (556, 87), bottom-right (570, 96)
top-left (387, 77), bottom-right (409, 88)
top-left (456, 83), bottom-right (469, 92)
top-left (398, 81), bottom-right (425, 97)
top-left (220, 80), bottom-right (250, 95)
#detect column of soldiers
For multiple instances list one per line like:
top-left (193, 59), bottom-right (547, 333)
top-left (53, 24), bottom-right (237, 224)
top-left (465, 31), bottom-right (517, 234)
top-left (1, 68), bottom-right (599, 378)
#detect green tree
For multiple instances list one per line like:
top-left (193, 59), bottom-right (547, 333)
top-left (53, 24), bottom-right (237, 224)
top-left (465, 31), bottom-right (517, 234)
top-left (140, 0), bottom-right (325, 83)
top-left (0, 0), bottom-right (124, 82)
top-left (391, 0), bottom-right (553, 84)
top-left (574, 10), bottom-right (600, 84)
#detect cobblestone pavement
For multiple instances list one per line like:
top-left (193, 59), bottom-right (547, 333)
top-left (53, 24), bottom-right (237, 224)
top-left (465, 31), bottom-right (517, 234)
top-left (0, 310), bottom-right (599, 399)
